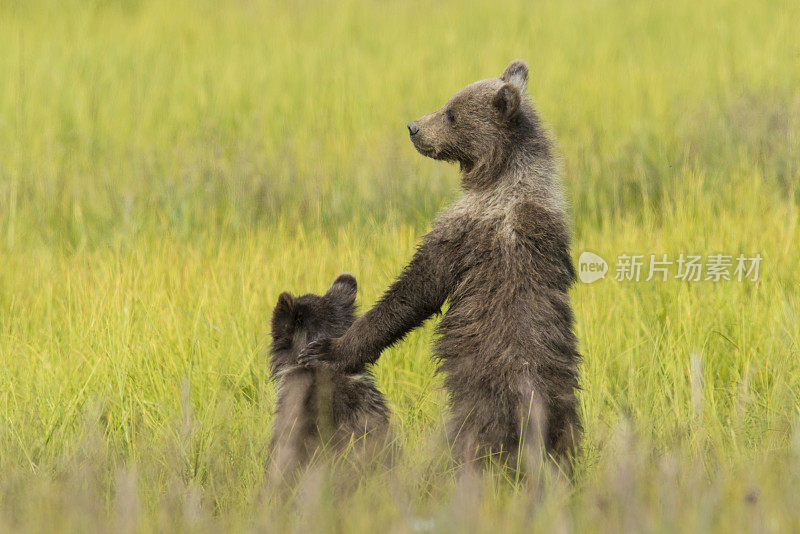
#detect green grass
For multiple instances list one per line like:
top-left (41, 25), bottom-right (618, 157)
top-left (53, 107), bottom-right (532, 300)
top-left (1, 0), bottom-right (799, 531)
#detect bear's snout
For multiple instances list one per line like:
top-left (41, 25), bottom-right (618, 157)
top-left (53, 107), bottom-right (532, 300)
top-left (407, 121), bottom-right (420, 137)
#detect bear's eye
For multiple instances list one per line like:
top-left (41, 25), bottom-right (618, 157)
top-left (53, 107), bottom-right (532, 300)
top-left (446, 109), bottom-right (456, 124)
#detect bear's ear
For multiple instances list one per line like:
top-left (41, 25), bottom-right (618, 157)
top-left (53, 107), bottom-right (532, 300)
top-left (493, 84), bottom-right (521, 120)
top-left (273, 291), bottom-right (295, 319)
top-left (326, 272), bottom-right (357, 306)
top-left (500, 59), bottom-right (528, 91)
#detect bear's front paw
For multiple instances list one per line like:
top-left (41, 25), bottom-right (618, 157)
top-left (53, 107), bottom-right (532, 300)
top-left (298, 338), bottom-right (345, 371)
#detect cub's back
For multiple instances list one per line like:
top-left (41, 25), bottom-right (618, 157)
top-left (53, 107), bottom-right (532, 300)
top-left (268, 274), bottom-right (390, 481)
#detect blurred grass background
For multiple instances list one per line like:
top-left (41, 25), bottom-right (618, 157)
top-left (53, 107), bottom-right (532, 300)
top-left (0, 0), bottom-right (799, 531)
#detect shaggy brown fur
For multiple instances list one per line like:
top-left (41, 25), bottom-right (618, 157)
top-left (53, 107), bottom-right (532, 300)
top-left (268, 274), bottom-right (389, 483)
top-left (300, 61), bottom-right (581, 470)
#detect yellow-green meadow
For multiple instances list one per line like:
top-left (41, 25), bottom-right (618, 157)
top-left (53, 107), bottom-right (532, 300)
top-left (1, 0), bottom-right (798, 531)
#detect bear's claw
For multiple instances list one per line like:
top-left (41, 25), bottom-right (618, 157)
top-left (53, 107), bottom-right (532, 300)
top-left (298, 338), bottom-right (337, 369)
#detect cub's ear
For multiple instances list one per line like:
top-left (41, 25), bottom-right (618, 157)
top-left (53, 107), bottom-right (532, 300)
top-left (273, 291), bottom-right (295, 319)
top-left (493, 83), bottom-right (521, 120)
top-left (500, 59), bottom-right (528, 91)
top-left (326, 272), bottom-right (357, 306)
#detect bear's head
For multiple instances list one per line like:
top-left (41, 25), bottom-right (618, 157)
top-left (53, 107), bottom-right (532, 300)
top-left (407, 60), bottom-right (545, 188)
top-left (270, 273), bottom-right (358, 375)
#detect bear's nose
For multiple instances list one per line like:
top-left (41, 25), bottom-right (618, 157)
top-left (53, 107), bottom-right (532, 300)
top-left (407, 121), bottom-right (419, 137)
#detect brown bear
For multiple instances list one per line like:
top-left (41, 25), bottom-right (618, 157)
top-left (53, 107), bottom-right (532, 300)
top-left (268, 274), bottom-right (390, 483)
top-left (300, 61), bottom-right (580, 471)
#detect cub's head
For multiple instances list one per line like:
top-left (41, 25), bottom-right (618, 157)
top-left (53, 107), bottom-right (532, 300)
top-left (406, 60), bottom-right (541, 184)
top-left (270, 273), bottom-right (358, 375)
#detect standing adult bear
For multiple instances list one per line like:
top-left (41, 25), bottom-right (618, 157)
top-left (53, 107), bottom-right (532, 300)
top-left (300, 60), bottom-right (581, 470)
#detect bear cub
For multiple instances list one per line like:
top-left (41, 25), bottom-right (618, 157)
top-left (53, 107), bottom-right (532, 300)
top-left (268, 273), bottom-right (389, 481)
top-left (299, 60), bottom-right (581, 472)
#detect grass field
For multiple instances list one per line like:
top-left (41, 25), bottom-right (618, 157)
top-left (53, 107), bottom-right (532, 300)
top-left (1, 0), bottom-right (799, 531)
